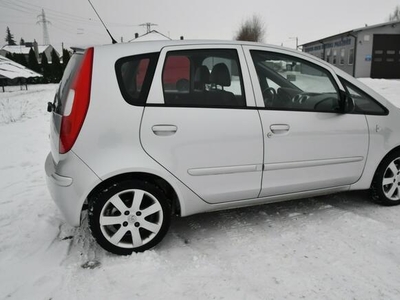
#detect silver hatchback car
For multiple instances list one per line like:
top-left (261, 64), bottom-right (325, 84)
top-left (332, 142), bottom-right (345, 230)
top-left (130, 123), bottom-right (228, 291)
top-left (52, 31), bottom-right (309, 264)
top-left (45, 40), bottom-right (400, 255)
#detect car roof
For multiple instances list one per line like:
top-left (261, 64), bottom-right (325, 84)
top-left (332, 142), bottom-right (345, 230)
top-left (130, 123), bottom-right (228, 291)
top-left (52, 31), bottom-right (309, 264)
top-left (94, 39), bottom-right (299, 55)
top-left (84, 39), bottom-right (339, 76)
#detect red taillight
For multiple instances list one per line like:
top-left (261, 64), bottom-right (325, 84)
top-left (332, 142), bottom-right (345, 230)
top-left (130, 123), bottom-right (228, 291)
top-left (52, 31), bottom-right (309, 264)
top-left (59, 48), bottom-right (93, 154)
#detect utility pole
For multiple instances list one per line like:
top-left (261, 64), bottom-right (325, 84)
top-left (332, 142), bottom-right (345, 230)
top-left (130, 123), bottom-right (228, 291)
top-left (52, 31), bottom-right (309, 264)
top-left (37, 9), bottom-right (51, 45)
top-left (289, 36), bottom-right (299, 50)
top-left (139, 22), bottom-right (157, 33)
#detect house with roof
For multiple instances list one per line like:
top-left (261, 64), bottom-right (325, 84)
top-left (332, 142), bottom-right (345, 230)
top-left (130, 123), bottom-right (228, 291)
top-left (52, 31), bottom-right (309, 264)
top-left (301, 21), bottom-right (400, 78)
top-left (129, 30), bottom-right (172, 42)
top-left (0, 55), bottom-right (42, 91)
top-left (0, 40), bottom-right (59, 64)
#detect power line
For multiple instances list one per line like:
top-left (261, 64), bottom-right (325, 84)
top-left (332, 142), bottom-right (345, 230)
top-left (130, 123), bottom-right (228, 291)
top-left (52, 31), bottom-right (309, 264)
top-left (1, 0), bottom-right (137, 29)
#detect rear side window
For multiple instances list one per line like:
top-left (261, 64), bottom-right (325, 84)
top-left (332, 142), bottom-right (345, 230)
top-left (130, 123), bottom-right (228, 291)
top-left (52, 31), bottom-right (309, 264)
top-left (55, 53), bottom-right (83, 114)
top-left (161, 49), bottom-right (246, 108)
top-left (115, 53), bottom-right (159, 105)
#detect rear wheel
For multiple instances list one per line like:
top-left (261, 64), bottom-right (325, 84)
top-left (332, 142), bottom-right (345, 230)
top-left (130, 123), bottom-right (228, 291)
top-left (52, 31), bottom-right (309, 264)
top-left (89, 180), bottom-right (171, 255)
top-left (371, 151), bottom-right (400, 206)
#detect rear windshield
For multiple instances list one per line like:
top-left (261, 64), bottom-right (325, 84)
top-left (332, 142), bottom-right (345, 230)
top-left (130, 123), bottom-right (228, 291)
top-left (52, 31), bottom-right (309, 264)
top-left (54, 53), bottom-right (83, 114)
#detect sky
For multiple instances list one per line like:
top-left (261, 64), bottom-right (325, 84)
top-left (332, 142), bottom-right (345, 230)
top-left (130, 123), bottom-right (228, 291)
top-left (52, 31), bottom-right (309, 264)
top-left (0, 0), bottom-right (399, 52)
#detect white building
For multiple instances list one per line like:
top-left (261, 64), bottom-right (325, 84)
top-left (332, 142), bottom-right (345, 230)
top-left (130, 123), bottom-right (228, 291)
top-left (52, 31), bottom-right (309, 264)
top-left (301, 21), bottom-right (400, 79)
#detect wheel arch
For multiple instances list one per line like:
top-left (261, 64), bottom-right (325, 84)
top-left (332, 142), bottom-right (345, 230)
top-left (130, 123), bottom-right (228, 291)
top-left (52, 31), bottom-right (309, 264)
top-left (86, 172), bottom-right (181, 216)
top-left (371, 145), bottom-right (400, 187)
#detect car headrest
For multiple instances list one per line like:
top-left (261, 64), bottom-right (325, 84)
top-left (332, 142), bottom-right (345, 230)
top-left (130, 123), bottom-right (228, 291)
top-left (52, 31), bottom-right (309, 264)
top-left (194, 66), bottom-right (210, 84)
top-left (210, 63), bottom-right (231, 87)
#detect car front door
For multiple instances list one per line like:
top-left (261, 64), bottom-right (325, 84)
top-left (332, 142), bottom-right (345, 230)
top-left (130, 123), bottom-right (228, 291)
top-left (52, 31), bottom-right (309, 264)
top-left (140, 45), bottom-right (264, 204)
top-left (243, 46), bottom-right (369, 197)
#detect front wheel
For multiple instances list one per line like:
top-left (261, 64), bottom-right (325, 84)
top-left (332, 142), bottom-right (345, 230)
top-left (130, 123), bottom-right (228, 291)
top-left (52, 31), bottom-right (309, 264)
top-left (371, 151), bottom-right (400, 206)
top-left (89, 180), bottom-right (171, 255)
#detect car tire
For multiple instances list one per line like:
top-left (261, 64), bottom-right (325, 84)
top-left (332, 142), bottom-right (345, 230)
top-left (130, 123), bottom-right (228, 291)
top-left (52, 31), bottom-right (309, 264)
top-left (371, 150), bottom-right (400, 206)
top-left (88, 180), bottom-right (171, 255)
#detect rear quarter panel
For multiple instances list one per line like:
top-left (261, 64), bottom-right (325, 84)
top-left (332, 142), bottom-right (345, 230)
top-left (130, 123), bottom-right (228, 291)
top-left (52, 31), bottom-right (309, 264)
top-left (70, 44), bottom-right (210, 217)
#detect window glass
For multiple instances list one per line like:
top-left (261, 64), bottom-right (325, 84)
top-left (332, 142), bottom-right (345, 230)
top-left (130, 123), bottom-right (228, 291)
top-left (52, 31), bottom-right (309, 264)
top-left (162, 49), bottom-right (245, 107)
top-left (340, 78), bottom-right (386, 115)
top-left (115, 53), bottom-right (159, 105)
top-left (55, 53), bottom-right (83, 114)
top-left (340, 48), bottom-right (345, 65)
top-left (251, 50), bottom-right (340, 113)
top-left (348, 48), bottom-right (354, 65)
top-left (162, 56), bottom-right (190, 92)
top-left (333, 50), bottom-right (337, 64)
top-left (326, 49), bottom-right (331, 63)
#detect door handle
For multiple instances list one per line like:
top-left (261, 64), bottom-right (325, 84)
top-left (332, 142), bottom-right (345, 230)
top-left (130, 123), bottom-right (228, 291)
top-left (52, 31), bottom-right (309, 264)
top-left (269, 124), bottom-right (290, 134)
top-left (151, 125), bottom-right (178, 136)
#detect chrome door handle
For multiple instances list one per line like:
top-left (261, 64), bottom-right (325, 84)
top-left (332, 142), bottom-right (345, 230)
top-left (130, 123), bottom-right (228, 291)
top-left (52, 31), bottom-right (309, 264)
top-left (269, 124), bottom-right (290, 134)
top-left (151, 125), bottom-right (178, 136)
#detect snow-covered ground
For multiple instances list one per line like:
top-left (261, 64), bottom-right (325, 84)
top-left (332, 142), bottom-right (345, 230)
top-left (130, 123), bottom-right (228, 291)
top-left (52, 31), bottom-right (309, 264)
top-left (0, 80), bottom-right (400, 300)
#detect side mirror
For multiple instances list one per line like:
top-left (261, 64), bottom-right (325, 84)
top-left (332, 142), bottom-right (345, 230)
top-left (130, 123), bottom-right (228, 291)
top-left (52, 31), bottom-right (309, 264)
top-left (339, 90), bottom-right (355, 114)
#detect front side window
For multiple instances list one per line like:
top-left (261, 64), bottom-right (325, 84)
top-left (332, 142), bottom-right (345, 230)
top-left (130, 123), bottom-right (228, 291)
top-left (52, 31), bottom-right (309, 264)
top-left (340, 78), bottom-right (387, 115)
top-left (251, 50), bottom-right (341, 113)
top-left (161, 49), bottom-right (246, 108)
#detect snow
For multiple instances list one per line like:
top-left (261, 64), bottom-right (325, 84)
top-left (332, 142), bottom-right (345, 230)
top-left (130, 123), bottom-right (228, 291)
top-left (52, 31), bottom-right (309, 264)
top-left (2, 45), bottom-right (50, 55)
top-left (1, 80), bottom-right (400, 299)
top-left (359, 78), bottom-right (400, 107)
top-left (0, 55), bottom-right (42, 79)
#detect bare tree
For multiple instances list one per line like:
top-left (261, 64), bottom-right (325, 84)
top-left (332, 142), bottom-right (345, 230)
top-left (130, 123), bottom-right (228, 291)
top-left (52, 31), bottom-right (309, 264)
top-left (388, 5), bottom-right (400, 21)
top-left (235, 15), bottom-right (266, 42)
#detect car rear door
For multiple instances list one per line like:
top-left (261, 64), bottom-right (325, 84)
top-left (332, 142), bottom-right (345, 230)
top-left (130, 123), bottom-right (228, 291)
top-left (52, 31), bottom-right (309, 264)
top-left (243, 46), bottom-right (369, 197)
top-left (140, 44), bottom-right (264, 204)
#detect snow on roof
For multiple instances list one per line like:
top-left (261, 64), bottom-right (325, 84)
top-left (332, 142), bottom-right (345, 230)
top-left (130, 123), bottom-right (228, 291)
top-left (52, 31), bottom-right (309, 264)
top-left (0, 55), bottom-right (42, 79)
top-left (1, 45), bottom-right (50, 55)
top-left (129, 30), bottom-right (171, 42)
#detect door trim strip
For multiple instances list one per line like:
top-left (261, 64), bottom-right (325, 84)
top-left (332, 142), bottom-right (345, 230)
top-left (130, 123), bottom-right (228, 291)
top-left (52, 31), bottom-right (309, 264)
top-left (188, 164), bottom-right (262, 176)
top-left (264, 156), bottom-right (364, 171)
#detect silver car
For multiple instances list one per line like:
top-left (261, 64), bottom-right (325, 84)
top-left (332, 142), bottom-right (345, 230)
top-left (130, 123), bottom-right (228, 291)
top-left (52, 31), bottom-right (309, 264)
top-left (45, 41), bottom-right (400, 255)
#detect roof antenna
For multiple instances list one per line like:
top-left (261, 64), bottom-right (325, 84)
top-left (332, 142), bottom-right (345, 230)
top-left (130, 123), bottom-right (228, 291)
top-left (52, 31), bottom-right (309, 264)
top-left (87, 0), bottom-right (117, 44)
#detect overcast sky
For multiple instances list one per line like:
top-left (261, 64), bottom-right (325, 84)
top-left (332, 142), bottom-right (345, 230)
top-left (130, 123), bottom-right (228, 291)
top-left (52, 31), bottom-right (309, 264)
top-left (1, 0), bottom-right (399, 51)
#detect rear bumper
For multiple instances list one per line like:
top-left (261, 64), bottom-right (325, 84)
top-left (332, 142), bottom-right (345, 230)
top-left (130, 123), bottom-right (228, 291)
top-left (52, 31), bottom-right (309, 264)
top-left (45, 151), bottom-right (100, 226)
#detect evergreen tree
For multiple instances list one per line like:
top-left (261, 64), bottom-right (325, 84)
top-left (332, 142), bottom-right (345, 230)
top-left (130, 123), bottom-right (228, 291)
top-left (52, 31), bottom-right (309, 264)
top-left (50, 49), bottom-right (63, 83)
top-left (41, 53), bottom-right (51, 83)
top-left (62, 48), bottom-right (71, 68)
top-left (28, 48), bottom-right (40, 73)
top-left (20, 38), bottom-right (25, 45)
top-left (5, 27), bottom-right (16, 45)
top-left (13, 54), bottom-right (28, 67)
